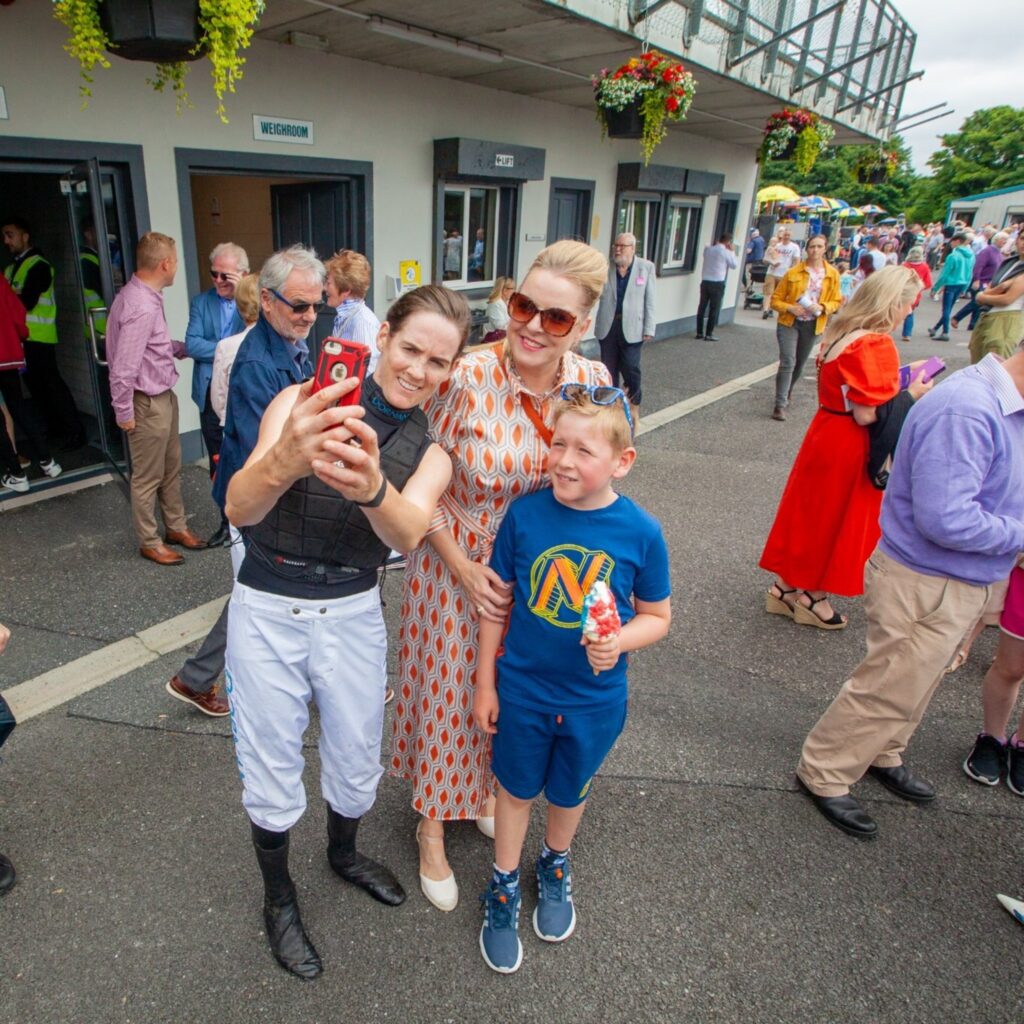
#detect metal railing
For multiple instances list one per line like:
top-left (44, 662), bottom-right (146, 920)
top-left (618, 0), bottom-right (917, 137)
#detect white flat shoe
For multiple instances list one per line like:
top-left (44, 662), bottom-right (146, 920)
top-left (475, 815), bottom-right (495, 839)
top-left (416, 823), bottom-right (458, 912)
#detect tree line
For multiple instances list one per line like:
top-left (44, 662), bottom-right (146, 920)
top-left (759, 105), bottom-right (1024, 224)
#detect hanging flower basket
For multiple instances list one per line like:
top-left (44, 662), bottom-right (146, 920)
top-left (52, 0), bottom-right (265, 122)
top-left (99, 0), bottom-right (202, 64)
top-left (593, 50), bottom-right (697, 164)
top-left (759, 108), bottom-right (834, 174)
top-left (854, 145), bottom-right (900, 185)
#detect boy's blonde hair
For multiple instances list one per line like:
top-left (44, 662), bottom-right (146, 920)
top-left (552, 388), bottom-right (633, 452)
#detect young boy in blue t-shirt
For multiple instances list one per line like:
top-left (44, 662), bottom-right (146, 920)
top-left (473, 385), bottom-right (672, 974)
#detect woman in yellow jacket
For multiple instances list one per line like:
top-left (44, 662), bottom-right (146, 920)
top-left (770, 234), bottom-right (842, 421)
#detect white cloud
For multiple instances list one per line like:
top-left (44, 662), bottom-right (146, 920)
top-left (887, 0), bottom-right (1020, 171)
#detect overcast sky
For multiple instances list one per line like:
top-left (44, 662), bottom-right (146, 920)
top-left (889, 0), bottom-right (1018, 173)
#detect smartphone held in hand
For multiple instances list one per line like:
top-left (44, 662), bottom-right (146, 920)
top-left (312, 338), bottom-right (370, 407)
top-left (899, 356), bottom-right (946, 390)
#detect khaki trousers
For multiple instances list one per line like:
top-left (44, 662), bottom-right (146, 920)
top-left (797, 548), bottom-right (990, 797)
top-left (127, 390), bottom-right (187, 548)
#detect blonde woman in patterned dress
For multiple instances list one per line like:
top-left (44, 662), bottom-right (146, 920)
top-left (391, 240), bottom-right (613, 910)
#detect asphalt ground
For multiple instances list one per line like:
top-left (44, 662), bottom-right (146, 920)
top-left (1, 299), bottom-right (1021, 1023)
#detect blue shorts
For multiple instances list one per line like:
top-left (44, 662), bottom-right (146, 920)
top-left (491, 699), bottom-right (628, 808)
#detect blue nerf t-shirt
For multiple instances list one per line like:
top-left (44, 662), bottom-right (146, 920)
top-left (488, 488), bottom-right (671, 714)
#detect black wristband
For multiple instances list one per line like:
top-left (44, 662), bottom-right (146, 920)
top-left (355, 475), bottom-right (388, 508)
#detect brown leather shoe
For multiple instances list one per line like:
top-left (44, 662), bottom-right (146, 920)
top-left (165, 528), bottom-right (206, 550)
top-left (771, 406), bottom-right (787, 421)
top-left (166, 676), bottom-right (230, 717)
top-left (141, 544), bottom-right (185, 566)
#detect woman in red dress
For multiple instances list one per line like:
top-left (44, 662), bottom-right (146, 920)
top-left (760, 266), bottom-right (930, 629)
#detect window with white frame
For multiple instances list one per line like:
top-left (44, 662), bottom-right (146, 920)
top-left (661, 197), bottom-right (703, 271)
top-left (616, 197), bottom-right (660, 262)
top-left (442, 186), bottom-right (499, 286)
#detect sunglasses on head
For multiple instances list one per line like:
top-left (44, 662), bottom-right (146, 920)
top-left (507, 291), bottom-right (578, 338)
top-left (559, 383), bottom-right (635, 437)
top-left (210, 271), bottom-right (233, 282)
top-left (268, 287), bottom-right (326, 315)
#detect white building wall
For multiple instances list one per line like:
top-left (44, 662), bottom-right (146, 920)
top-left (1, 4), bottom-right (758, 437)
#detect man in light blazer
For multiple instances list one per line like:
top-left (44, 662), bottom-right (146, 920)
top-left (595, 233), bottom-right (656, 421)
top-left (185, 241), bottom-right (247, 547)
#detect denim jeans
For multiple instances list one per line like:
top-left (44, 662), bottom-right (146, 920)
top-left (901, 310), bottom-right (915, 339)
top-left (774, 319), bottom-right (819, 408)
top-left (932, 286), bottom-right (963, 335)
top-left (953, 287), bottom-right (982, 329)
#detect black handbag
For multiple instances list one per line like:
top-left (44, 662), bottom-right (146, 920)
top-left (0, 691), bottom-right (15, 750)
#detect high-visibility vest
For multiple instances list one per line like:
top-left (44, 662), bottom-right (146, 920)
top-left (80, 250), bottom-right (108, 336)
top-left (4, 253), bottom-right (57, 343)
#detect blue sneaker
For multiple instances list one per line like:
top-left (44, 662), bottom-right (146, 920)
top-left (479, 880), bottom-right (523, 973)
top-left (533, 853), bottom-right (576, 942)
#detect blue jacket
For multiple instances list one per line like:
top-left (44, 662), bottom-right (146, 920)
top-left (185, 287), bottom-right (244, 409)
top-left (212, 315), bottom-right (312, 510)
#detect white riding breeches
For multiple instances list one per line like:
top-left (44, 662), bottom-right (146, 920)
top-left (225, 581), bottom-right (388, 832)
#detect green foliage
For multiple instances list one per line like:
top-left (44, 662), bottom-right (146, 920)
top-left (51, 0), bottom-right (264, 121)
top-left (760, 135), bottom-right (916, 215)
top-left (913, 106), bottom-right (1024, 220)
top-left (52, 0), bottom-right (111, 106)
top-left (200, 0), bottom-right (263, 124)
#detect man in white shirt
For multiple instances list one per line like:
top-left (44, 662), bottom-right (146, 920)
top-left (695, 232), bottom-right (738, 341)
top-left (775, 229), bottom-right (802, 275)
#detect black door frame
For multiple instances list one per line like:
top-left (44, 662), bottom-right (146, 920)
top-left (174, 149), bottom-right (374, 307)
top-left (546, 177), bottom-right (596, 245)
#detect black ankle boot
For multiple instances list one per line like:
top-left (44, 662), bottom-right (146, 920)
top-left (0, 852), bottom-right (15, 895)
top-left (325, 806), bottom-right (406, 906)
top-left (251, 826), bottom-right (323, 980)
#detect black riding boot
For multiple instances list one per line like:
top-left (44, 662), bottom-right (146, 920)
top-left (0, 852), bottom-right (15, 895)
top-left (325, 805), bottom-right (406, 906)
top-left (251, 824), bottom-right (322, 980)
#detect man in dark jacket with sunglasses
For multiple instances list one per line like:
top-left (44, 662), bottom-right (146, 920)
top-left (594, 233), bottom-right (656, 423)
top-left (185, 242), bottom-right (248, 548)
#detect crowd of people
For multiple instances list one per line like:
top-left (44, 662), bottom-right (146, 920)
top-left (751, 219), bottom-right (1024, 841)
top-left (3, 210), bottom-right (1024, 975)
top-left (0, 233), bottom-right (673, 979)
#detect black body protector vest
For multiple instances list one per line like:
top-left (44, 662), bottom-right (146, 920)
top-left (243, 380), bottom-right (431, 587)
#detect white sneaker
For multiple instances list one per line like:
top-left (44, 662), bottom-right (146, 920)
top-left (40, 459), bottom-right (62, 479)
top-left (1, 473), bottom-right (29, 493)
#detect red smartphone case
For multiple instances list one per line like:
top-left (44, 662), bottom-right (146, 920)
top-left (313, 338), bottom-right (370, 407)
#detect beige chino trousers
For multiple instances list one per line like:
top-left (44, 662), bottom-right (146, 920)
top-left (797, 548), bottom-right (990, 797)
top-left (127, 390), bottom-right (187, 549)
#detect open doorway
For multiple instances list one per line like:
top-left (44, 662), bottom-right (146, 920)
top-left (1, 158), bottom-right (138, 502)
top-left (176, 149), bottom-right (374, 361)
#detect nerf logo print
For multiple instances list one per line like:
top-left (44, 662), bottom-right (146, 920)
top-left (528, 545), bottom-right (615, 629)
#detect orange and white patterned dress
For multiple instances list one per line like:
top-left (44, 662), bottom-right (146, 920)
top-left (390, 345), bottom-right (611, 820)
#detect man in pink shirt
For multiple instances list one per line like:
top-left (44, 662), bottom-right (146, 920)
top-left (106, 232), bottom-right (206, 565)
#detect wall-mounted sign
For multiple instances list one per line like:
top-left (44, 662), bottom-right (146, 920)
top-left (0, 87), bottom-right (8, 120)
top-left (495, 153), bottom-right (515, 168)
top-left (399, 259), bottom-right (421, 288)
top-left (253, 114), bottom-right (314, 145)
top-left (524, 233), bottom-right (545, 242)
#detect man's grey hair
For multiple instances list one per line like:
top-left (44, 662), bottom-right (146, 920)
top-left (259, 245), bottom-right (325, 293)
top-left (209, 241), bottom-right (249, 271)
top-left (993, 231), bottom-right (1009, 248)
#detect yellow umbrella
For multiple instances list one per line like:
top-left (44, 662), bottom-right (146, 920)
top-left (757, 185), bottom-right (799, 203)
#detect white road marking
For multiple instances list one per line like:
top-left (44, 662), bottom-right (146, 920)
top-left (636, 363), bottom-right (777, 436)
top-left (6, 596), bottom-right (227, 722)
top-left (8, 362), bottom-right (779, 721)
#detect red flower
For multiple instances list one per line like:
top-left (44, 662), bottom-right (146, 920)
top-left (666, 96), bottom-right (680, 112)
